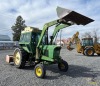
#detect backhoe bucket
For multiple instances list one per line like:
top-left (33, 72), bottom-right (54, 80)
top-left (56, 6), bottom-right (94, 25)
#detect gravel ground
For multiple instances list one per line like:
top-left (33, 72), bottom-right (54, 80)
top-left (0, 48), bottom-right (100, 86)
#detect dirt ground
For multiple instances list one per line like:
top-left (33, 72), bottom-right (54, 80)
top-left (0, 48), bottom-right (100, 86)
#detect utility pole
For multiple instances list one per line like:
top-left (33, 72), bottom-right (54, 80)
top-left (60, 30), bottom-right (62, 46)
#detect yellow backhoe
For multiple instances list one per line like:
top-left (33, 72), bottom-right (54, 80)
top-left (67, 32), bottom-right (100, 56)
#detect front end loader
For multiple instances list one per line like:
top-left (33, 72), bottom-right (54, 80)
top-left (6, 7), bottom-right (94, 78)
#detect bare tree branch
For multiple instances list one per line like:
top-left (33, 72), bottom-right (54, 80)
top-left (82, 28), bottom-right (100, 43)
top-left (82, 31), bottom-right (92, 38)
top-left (92, 28), bottom-right (100, 43)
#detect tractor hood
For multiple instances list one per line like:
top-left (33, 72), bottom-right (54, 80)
top-left (56, 6), bottom-right (94, 25)
top-left (42, 45), bottom-right (61, 50)
top-left (40, 45), bottom-right (61, 58)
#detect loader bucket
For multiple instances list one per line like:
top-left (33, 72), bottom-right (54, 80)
top-left (56, 6), bottom-right (94, 25)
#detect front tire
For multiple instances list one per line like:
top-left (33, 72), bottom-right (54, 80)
top-left (34, 64), bottom-right (46, 78)
top-left (85, 48), bottom-right (94, 56)
top-left (58, 60), bottom-right (68, 72)
top-left (13, 48), bottom-right (26, 68)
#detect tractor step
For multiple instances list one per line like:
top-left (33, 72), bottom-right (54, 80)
top-left (6, 55), bottom-right (13, 63)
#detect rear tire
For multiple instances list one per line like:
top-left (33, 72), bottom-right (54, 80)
top-left (58, 60), bottom-right (68, 72)
top-left (83, 48), bottom-right (87, 55)
top-left (13, 48), bottom-right (27, 68)
top-left (85, 48), bottom-right (94, 56)
top-left (83, 50), bottom-right (86, 55)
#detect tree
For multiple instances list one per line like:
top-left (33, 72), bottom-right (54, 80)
top-left (12, 16), bottom-right (26, 41)
top-left (82, 29), bottom-right (100, 43)
top-left (92, 29), bottom-right (100, 43)
top-left (82, 32), bottom-right (92, 38)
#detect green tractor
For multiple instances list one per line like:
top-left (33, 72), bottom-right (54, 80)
top-left (6, 7), bottom-right (94, 78)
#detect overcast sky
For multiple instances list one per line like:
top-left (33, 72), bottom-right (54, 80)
top-left (0, 0), bottom-right (100, 40)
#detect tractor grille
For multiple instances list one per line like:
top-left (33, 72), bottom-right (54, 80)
top-left (54, 47), bottom-right (61, 58)
top-left (44, 50), bottom-right (49, 57)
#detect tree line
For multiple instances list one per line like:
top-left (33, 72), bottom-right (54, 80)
top-left (11, 16), bottom-right (26, 41)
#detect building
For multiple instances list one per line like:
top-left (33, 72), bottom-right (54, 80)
top-left (0, 34), bottom-right (11, 41)
top-left (56, 40), bottom-right (64, 46)
top-left (0, 34), bottom-right (18, 50)
top-left (62, 38), bottom-right (71, 45)
top-left (55, 38), bottom-right (72, 46)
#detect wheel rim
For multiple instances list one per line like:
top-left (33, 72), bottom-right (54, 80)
top-left (60, 63), bottom-right (65, 69)
top-left (36, 67), bottom-right (42, 77)
top-left (14, 51), bottom-right (21, 65)
top-left (88, 50), bottom-right (93, 55)
top-left (67, 46), bottom-right (70, 50)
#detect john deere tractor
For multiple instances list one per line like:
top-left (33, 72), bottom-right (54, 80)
top-left (6, 7), bottom-right (94, 78)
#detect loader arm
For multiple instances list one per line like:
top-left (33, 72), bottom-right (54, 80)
top-left (37, 19), bottom-right (73, 47)
top-left (67, 31), bottom-right (81, 50)
top-left (37, 19), bottom-right (59, 47)
top-left (50, 23), bottom-right (73, 44)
